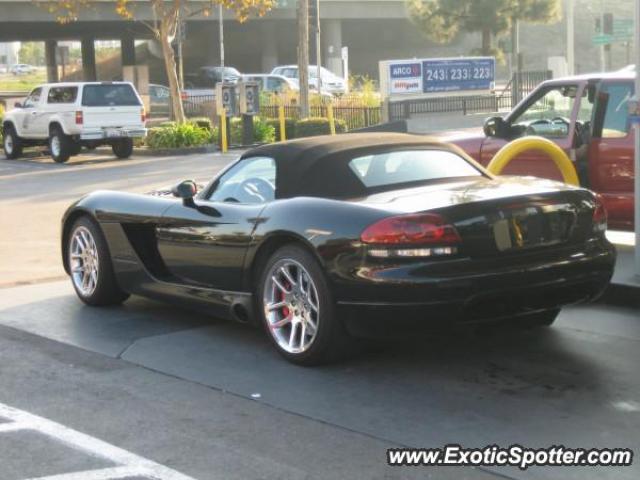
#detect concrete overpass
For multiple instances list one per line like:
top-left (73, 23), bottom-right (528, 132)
top-left (0, 0), bottom-right (466, 82)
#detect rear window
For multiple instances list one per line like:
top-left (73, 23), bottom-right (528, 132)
top-left (81, 84), bottom-right (141, 107)
top-left (348, 150), bottom-right (482, 188)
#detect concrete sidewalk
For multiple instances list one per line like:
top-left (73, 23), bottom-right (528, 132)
top-left (605, 231), bottom-right (639, 307)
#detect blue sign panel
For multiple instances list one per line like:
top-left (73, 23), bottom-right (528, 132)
top-left (422, 58), bottom-right (495, 93)
top-left (389, 63), bottom-right (422, 79)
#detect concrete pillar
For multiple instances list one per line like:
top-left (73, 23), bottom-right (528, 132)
top-left (45, 40), bottom-right (59, 83)
top-left (81, 37), bottom-right (97, 81)
top-left (121, 33), bottom-right (136, 67)
top-left (261, 22), bottom-right (278, 73)
top-left (322, 19), bottom-right (342, 77)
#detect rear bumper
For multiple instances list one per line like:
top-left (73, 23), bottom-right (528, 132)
top-left (79, 128), bottom-right (147, 140)
top-left (334, 239), bottom-right (616, 337)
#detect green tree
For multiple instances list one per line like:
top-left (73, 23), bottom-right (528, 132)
top-left (407, 0), bottom-right (561, 59)
top-left (38, 0), bottom-right (275, 123)
top-left (19, 42), bottom-right (45, 66)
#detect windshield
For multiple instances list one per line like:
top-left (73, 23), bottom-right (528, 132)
top-left (82, 84), bottom-right (141, 107)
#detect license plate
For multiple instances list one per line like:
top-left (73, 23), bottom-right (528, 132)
top-left (105, 129), bottom-right (126, 138)
top-left (493, 205), bottom-right (575, 251)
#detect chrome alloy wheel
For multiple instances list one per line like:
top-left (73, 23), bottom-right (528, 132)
top-left (69, 226), bottom-right (99, 296)
top-left (263, 259), bottom-right (320, 354)
top-left (4, 133), bottom-right (13, 154)
top-left (50, 134), bottom-right (61, 157)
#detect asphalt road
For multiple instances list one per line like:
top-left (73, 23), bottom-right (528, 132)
top-left (0, 148), bottom-right (236, 286)
top-left (0, 149), bottom-right (638, 480)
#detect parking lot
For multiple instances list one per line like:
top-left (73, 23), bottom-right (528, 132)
top-left (1, 151), bottom-right (639, 480)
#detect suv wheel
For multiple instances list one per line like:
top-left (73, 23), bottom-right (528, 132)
top-left (49, 127), bottom-right (73, 163)
top-left (3, 125), bottom-right (23, 159)
top-left (112, 138), bottom-right (134, 159)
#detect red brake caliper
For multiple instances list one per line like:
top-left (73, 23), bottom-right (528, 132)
top-left (279, 281), bottom-right (290, 318)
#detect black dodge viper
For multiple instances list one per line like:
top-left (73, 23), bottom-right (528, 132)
top-left (61, 133), bottom-right (615, 364)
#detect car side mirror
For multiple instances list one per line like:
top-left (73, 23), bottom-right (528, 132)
top-left (483, 116), bottom-right (509, 138)
top-left (13, 102), bottom-right (22, 109)
top-left (172, 180), bottom-right (197, 207)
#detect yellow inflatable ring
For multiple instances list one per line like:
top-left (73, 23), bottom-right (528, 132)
top-left (486, 136), bottom-right (580, 187)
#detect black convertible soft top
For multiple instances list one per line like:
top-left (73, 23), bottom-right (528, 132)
top-left (241, 133), bottom-right (468, 199)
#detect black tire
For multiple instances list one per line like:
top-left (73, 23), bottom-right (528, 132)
top-left (112, 138), bottom-right (134, 159)
top-left (256, 244), bottom-right (351, 365)
top-left (3, 125), bottom-right (23, 159)
top-left (49, 127), bottom-right (73, 163)
top-left (67, 216), bottom-right (129, 306)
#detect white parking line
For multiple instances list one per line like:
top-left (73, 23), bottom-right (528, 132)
top-left (0, 402), bottom-right (197, 480)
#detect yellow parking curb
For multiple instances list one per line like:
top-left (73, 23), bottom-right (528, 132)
top-left (486, 136), bottom-right (580, 186)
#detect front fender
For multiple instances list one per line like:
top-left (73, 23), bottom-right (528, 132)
top-left (60, 191), bottom-right (177, 273)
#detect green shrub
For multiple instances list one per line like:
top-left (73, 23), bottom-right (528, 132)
top-left (294, 117), bottom-right (347, 138)
top-left (190, 117), bottom-right (214, 132)
top-left (229, 117), bottom-right (275, 145)
top-left (145, 123), bottom-right (212, 149)
top-left (266, 118), bottom-right (296, 140)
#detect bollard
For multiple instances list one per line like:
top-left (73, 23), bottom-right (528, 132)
top-left (219, 107), bottom-right (228, 153)
top-left (278, 105), bottom-right (286, 142)
top-left (242, 114), bottom-right (254, 146)
top-left (327, 104), bottom-right (336, 135)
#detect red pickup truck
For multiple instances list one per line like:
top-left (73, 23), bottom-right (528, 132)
top-left (442, 71), bottom-right (635, 230)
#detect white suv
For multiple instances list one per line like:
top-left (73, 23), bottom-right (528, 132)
top-left (2, 82), bottom-right (147, 163)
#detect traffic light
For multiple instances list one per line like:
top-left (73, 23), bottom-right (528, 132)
top-left (603, 13), bottom-right (613, 35)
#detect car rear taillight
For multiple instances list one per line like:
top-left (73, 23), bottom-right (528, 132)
top-left (180, 91), bottom-right (187, 101)
top-left (592, 196), bottom-right (607, 233)
top-left (141, 107), bottom-right (146, 124)
top-left (361, 213), bottom-right (461, 245)
top-left (75, 111), bottom-right (83, 125)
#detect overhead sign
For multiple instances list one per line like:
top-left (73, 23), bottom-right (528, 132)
top-left (593, 17), bottom-right (633, 45)
top-left (384, 57), bottom-right (495, 96)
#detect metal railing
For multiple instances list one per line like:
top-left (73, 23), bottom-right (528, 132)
top-left (259, 103), bottom-right (381, 130)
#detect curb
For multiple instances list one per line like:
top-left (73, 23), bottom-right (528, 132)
top-left (133, 144), bottom-right (255, 157)
top-left (599, 283), bottom-right (640, 309)
top-left (133, 145), bottom-right (221, 156)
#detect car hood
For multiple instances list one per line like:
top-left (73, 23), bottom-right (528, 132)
top-left (432, 128), bottom-right (486, 158)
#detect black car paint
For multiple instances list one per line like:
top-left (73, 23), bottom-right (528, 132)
top-left (61, 137), bottom-right (616, 334)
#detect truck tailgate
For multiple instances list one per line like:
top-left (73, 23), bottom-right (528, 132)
top-left (82, 106), bottom-right (142, 128)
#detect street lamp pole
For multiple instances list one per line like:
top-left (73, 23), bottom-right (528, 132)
top-left (566, 0), bottom-right (575, 75)
top-left (219, 4), bottom-right (224, 69)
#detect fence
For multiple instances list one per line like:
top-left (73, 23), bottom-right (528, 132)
top-left (174, 94), bottom-right (383, 131)
top-left (170, 70), bottom-right (551, 130)
top-left (259, 102), bottom-right (381, 131)
top-left (388, 70), bottom-right (552, 122)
